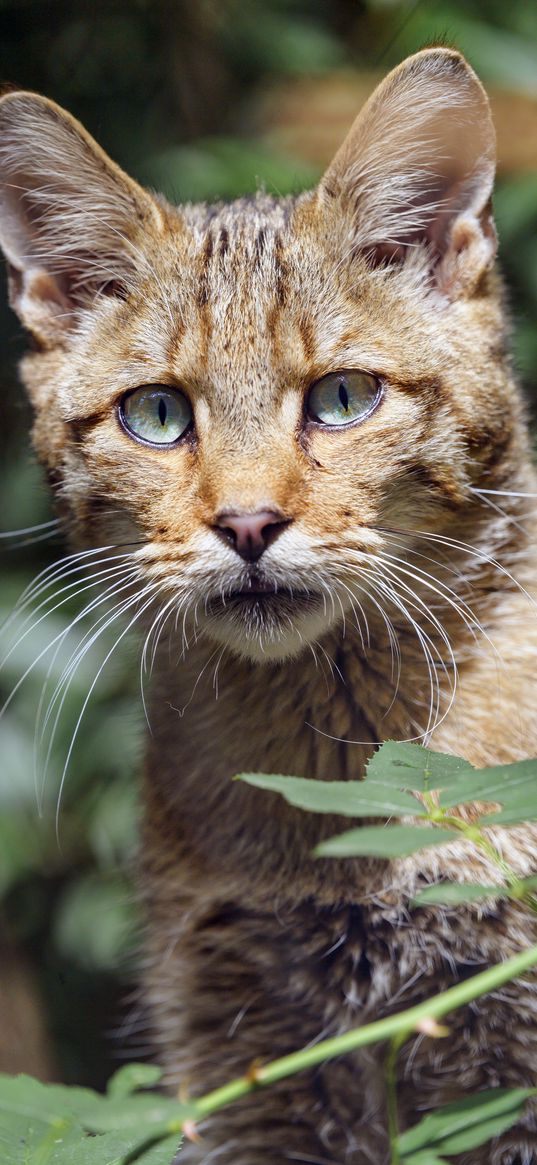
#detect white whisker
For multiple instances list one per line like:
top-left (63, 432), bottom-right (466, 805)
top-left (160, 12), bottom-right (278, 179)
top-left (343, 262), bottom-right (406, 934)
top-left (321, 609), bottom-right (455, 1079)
top-left (54, 582), bottom-right (161, 839)
top-left (0, 518), bottom-right (59, 538)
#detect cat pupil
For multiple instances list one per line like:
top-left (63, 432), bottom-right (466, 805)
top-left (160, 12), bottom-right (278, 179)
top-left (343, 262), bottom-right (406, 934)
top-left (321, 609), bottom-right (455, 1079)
top-left (158, 397), bottom-right (167, 426)
top-left (338, 381), bottom-right (349, 411)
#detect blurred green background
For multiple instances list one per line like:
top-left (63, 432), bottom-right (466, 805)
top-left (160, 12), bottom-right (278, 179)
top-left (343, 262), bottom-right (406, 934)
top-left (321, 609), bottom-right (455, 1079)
top-left (0, 0), bottom-right (536, 1089)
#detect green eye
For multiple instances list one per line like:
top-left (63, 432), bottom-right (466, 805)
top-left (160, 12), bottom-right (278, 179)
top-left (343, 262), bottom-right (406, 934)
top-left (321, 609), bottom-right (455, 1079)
top-left (120, 385), bottom-right (193, 446)
top-left (307, 370), bottom-right (380, 427)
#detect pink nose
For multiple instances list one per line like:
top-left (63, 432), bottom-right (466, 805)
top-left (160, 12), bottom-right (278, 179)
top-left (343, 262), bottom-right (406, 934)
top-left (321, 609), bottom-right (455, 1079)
top-left (214, 509), bottom-right (289, 561)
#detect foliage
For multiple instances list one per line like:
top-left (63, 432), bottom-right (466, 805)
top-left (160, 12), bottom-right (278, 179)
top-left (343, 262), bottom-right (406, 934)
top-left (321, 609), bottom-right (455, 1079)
top-left (1, 939), bottom-right (536, 1163)
top-left (0, 1065), bottom-right (186, 1164)
top-left (0, 936), bottom-right (536, 1162)
top-left (237, 741), bottom-right (537, 1161)
top-left (2, 743), bottom-right (537, 1161)
top-left (397, 1088), bottom-right (535, 1161)
top-left (2, 1066), bottom-right (534, 1165)
top-left (240, 741), bottom-right (537, 901)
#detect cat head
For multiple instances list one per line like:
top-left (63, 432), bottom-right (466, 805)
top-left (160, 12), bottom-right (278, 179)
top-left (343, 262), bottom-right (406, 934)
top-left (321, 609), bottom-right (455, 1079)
top-left (0, 49), bottom-right (517, 663)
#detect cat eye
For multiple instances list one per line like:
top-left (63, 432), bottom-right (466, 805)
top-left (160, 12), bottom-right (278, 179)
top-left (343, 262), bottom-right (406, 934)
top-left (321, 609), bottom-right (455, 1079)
top-left (119, 385), bottom-right (193, 446)
top-left (306, 370), bottom-right (381, 427)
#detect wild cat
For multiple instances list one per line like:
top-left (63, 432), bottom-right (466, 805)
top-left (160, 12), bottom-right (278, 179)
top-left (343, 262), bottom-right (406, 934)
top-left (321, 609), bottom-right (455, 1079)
top-left (1, 45), bottom-right (537, 1165)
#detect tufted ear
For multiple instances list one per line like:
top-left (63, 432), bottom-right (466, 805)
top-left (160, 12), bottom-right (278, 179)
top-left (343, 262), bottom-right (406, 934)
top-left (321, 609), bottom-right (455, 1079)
top-left (0, 90), bottom-right (164, 343)
top-left (318, 48), bottom-right (497, 297)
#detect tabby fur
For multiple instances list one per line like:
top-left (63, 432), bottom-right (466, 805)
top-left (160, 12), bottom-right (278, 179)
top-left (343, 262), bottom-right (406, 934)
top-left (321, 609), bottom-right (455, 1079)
top-left (1, 48), bottom-right (537, 1164)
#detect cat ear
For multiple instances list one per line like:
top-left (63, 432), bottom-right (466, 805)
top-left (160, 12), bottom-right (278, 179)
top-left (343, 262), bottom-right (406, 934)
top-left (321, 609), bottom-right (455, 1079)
top-left (0, 90), bottom-right (164, 341)
top-left (318, 48), bottom-right (497, 297)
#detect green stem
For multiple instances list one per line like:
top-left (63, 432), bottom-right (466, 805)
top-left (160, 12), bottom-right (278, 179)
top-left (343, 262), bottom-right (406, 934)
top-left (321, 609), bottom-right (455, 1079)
top-left (424, 800), bottom-right (524, 891)
top-left (186, 942), bottom-right (537, 1129)
top-left (442, 814), bottom-right (518, 885)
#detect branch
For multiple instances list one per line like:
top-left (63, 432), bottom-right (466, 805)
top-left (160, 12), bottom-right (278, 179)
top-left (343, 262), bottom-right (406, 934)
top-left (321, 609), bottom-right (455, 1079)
top-left (183, 943), bottom-right (537, 1132)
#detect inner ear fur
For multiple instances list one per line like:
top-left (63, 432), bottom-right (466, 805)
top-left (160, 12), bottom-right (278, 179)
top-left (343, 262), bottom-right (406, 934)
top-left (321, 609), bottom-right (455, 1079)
top-left (318, 48), bottom-right (497, 297)
top-left (0, 90), bottom-right (164, 342)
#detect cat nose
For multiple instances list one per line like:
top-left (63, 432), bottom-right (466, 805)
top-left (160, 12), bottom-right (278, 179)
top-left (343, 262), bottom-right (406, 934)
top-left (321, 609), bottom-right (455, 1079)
top-left (214, 509), bottom-right (290, 561)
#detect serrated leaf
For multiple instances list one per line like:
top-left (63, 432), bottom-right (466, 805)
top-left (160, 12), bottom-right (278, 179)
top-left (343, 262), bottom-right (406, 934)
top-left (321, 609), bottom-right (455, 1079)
top-left (412, 882), bottom-right (508, 906)
top-left (57, 1126), bottom-right (182, 1164)
top-left (0, 1075), bottom-right (106, 1126)
top-left (315, 825), bottom-right (459, 859)
top-left (366, 745), bottom-right (537, 822)
top-left (51, 1126), bottom-right (161, 1164)
top-left (0, 1121), bottom-right (182, 1165)
top-left (237, 772), bottom-right (424, 816)
top-left (128, 1132), bottom-right (183, 1164)
top-left (0, 1073), bottom-right (191, 1138)
top-left (365, 742), bottom-right (474, 792)
top-left (398, 1087), bottom-right (534, 1156)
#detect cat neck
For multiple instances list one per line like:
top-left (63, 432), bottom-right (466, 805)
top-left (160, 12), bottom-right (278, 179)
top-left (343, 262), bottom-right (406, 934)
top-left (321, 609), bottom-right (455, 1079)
top-left (139, 489), bottom-right (537, 906)
top-left (148, 483), bottom-right (537, 758)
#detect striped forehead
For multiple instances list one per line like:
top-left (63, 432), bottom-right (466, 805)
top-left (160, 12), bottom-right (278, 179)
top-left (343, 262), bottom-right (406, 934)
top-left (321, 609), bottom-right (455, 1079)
top-left (164, 196), bottom-right (310, 419)
top-left (184, 197), bottom-right (294, 310)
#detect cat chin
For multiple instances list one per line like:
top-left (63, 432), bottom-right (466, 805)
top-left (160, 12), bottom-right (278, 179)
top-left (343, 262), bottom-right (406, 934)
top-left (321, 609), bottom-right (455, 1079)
top-left (200, 603), bottom-right (337, 664)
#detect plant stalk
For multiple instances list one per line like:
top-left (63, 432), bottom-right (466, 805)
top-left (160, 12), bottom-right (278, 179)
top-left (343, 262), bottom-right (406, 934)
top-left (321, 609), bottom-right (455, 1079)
top-left (186, 942), bottom-right (537, 1128)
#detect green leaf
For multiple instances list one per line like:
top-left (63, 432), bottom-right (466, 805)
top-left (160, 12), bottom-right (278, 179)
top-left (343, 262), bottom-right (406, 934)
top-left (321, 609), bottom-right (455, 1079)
top-left (484, 803), bottom-right (537, 825)
top-left (413, 874), bottom-right (537, 907)
top-left (401, 1154), bottom-right (447, 1165)
top-left (107, 1065), bottom-right (163, 1100)
top-left (0, 1109), bottom-right (81, 1165)
top-left (412, 882), bottom-right (509, 906)
top-left (52, 1127), bottom-right (175, 1165)
top-left (437, 1112), bottom-right (527, 1154)
top-left (0, 1075), bottom-right (106, 1127)
top-left (0, 1073), bottom-right (190, 1138)
top-left (127, 1133), bottom-right (183, 1165)
top-left (315, 825), bottom-right (459, 859)
top-left (365, 746), bottom-right (537, 824)
top-left (80, 1096), bottom-right (185, 1136)
top-left (365, 742), bottom-right (475, 792)
top-left (237, 771), bottom-right (424, 817)
top-left (437, 759), bottom-right (537, 812)
top-left (63, 1127), bottom-right (182, 1164)
top-left (398, 1087), bottom-right (534, 1157)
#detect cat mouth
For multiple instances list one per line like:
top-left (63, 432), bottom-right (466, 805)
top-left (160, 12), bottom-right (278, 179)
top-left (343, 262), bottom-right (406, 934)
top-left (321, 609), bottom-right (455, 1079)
top-left (209, 574), bottom-right (319, 612)
top-left (229, 574), bottom-right (279, 598)
top-left (203, 574), bottom-right (331, 659)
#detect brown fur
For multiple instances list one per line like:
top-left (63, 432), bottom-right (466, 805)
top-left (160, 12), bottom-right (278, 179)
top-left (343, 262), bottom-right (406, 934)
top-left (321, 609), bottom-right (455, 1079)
top-left (1, 48), bottom-right (537, 1164)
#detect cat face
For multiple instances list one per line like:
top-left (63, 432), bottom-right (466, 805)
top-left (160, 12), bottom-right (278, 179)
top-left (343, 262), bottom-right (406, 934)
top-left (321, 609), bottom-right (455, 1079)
top-left (0, 50), bottom-right (515, 662)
